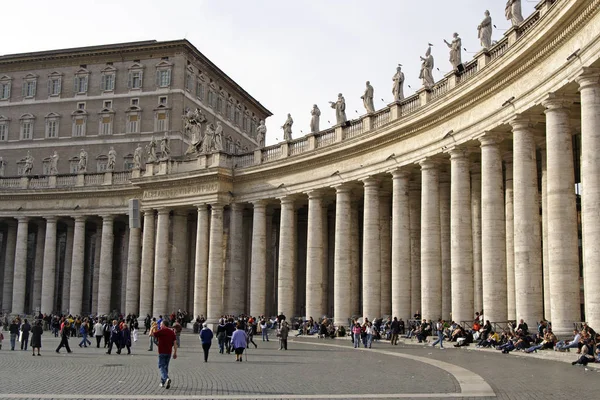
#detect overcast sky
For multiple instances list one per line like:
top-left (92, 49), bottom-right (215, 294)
top-left (1, 1), bottom-right (537, 145)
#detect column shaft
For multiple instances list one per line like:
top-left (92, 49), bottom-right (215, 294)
top-left (363, 178), bottom-right (381, 319)
top-left (391, 170), bottom-right (411, 321)
top-left (97, 215), bottom-right (114, 315)
top-left (207, 204), bottom-right (224, 322)
top-left (250, 201), bottom-right (267, 317)
top-left (504, 154), bottom-right (516, 321)
top-left (125, 225), bottom-right (142, 316)
top-left (153, 209), bottom-right (170, 317)
top-left (32, 222), bottom-right (46, 311)
top-left (439, 175), bottom-right (451, 320)
top-left (194, 205), bottom-right (210, 318)
top-left (226, 204), bottom-right (245, 314)
top-left (471, 164), bottom-right (483, 314)
top-left (41, 217), bottom-right (58, 314)
top-left (409, 184), bottom-right (421, 316)
top-left (11, 217), bottom-right (29, 314)
top-left (334, 186), bottom-right (352, 325)
top-left (62, 223), bottom-right (74, 312)
top-left (69, 216), bottom-right (87, 315)
top-left (379, 191), bottom-right (392, 317)
top-left (139, 211), bottom-right (155, 318)
top-left (91, 227), bottom-right (102, 314)
top-left (1, 221), bottom-right (17, 311)
top-left (277, 197), bottom-right (297, 317)
top-left (169, 211), bottom-right (188, 312)
top-left (540, 146), bottom-right (551, 320)
top-left (349, 200), bottom-right (360, 316)
top-left (306, 191), bottom-right (325, 319)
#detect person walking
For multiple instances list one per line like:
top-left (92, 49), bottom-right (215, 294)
top-left (148, 320), bottom-right (157, 351)
top-left (9, 319), bottom-right (19, 350)
top-left (102, 319), bottom-right (111, 348)
top-left (151, 320), bottom-right (177, 389)
top-left (106, 320), bottom-right (121, 354)
top-left (230, 322), bottom-right (247, 362)
top-left (20, 319), bottom-right (31, 351)
top-left (121, 323), bottom-right (132, 355)
top-left (173, 319), bottom-right (183, 348)
top-left (431, 319), bottom-right (445, 349)
top-left (78, 319), bottom-right (91, 348)
top-left (93, 319), bottom-right (104, 348)
top-left (199, 322), bottom-right (213, 362)
top-left (216, 319), bottom-right (227, 354)
top-left (352, 322), bottom-right (361, 349)
top-left (55, 319), bottom-right (72, 354)
top-left (260, 318), bottom-right (269, 342)
top-left (390, 317), bottom-right (400, 345)
top-left (30, 320), bottom-right (43, 356)
top-left (279, 321), bottom-right (290, 350)
top-left (247, 319), bottom-right (258, 349)
top-left (144, 314), bottom-right (151, 335)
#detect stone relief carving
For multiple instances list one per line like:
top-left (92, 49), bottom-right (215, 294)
top-left (330, 93), bottom-right (347, 125)
top-left (146, 137), bottom-right (158, 163)
top-left (78, 149), bottom-right (88, 173)
top-left (361, 81), bottom-right (375, 114)
top-left (419, 44), bottom-right (435, 90)
top-left (183, 107), bottom-right (207, 155)
top-left (282, 113), bottom-right (293, 141)
top-left (392, 65), bottom-right (405, 102)
top-left (133, 144), bottom-right (143, 169)
top-left (50, 151), bottom-right (59, 175)
top-left (256, 120), bottom-right (267, 148)
top-left (444, 33), bottom-right (462, 70)
top-left (478, 10), bottom-right (493, 49)
top-left (160, 133), bottom-right (170, 160)
top-left (202, 123), bottom-right (215, 153)
top-left (310, 105), bottom-right (320, 133)
top-left (107, 146), bottom-right (117, 171)
top-left (505, 0), bottom-right (524, 26)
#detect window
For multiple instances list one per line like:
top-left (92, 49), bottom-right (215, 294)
top-left (196, 82), bottom-right (204, 101)
top-left (99, 115), bottom-right (113, 135)
top-left (159, 96), bottom-right (167, 106)
top-left (103, 100), bottom-right (112, 109)
top-left (45, 113), bottom-right (60, 138)
top-left (250, 119), bottom-right (257, 136)
top-left (208, 90), bottom-right (215, 108)
top-left (226, 102), bottom-right (234, 120)
top-left (0, 121), bottom-right (7, 141)
top-left (185, 72), bottom-right (193, 92)
top-left (156, 69), bottom-right (171, 87)
top-left (217, 96), bottom-right (223, 114)
top-left (234, 107), bottom-right (241, 126)
top-left (20, 114), bottom-right (35, 140)
top-left (243, 114), bottom-right (250, 132)
top-left (127, 114), bottom-right (139, 133)
top-left (0, 76), bottom-right (12, 100)
top-left (96, 155), bottom-right (108, 172)
top-left (155, 111), bottom-right (168, 132)
top-left (124, 155), bottom-right (134, 171)
top-left (77, 102), bottom-right (86, 110)
top-left (22, 75), bottom-right (37, 98)
top-left (101, 73), bottom-right (115, 91)
top-left (69, 158), bottom-right (79, 174)
top-left (128, 69), bottom-right (143, 89)
top-left (73, 72), bottom-right (89, 94)
top-left (42, 158), bottom-right (51, 175)
top-left (72, 118), bottom-right (86, 136)
top-left (47, 72), bottom-right (62, 97)
top-left (131, 98), bottom-right (139, 106)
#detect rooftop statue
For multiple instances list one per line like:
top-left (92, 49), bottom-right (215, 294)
top-left (107, 147), bottom-right (117, 171)
top-left (146, 137), bottom-right (157, 163)
top-left (160, 133), bottom-right (170, 160)
top-left (361, 81), bottom-right (375, 114)
top-left (478, 10), bottom-right (493, 49)
top-left (505, 0), bottom-right (524, 26)
top-left (282, 113), bottom-right (293, 141)
top-left (419, 44), bottom-right (435, 90)
top-left (78, 149), bottom-right (88, 173)
top-left (202, 123), bottom-right (215, 153)
top-left (310, 105), bottom-right (321, 133)
top-left (329, 93), bottom-right (347, 125)
top-left (23, 151), bottom-right (34, 176)
top-left (214, 121), bottom-right (223, 151)
top-left (133, 144), bottom-right (143, 169)
top-left (256, 120), bottom-right (267, 148)
top-left (444, 33), bottom-right (462, 70)
top-left (50, 151), bottom-right (59, 175)
top-left (183, 107), bottom-right (207, 155)
top-left (392, 65), bottom-right (405, 102)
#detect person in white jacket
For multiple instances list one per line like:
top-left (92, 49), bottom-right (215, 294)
top-left (93, 319), bottom-right (104, 348)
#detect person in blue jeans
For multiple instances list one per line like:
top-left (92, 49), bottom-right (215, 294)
top-left (351, 322), bottom-right (362, 348)
top-left (78, 319), bottom-right (91, 348)
top-left (151, 320), bottom-right (177, 389)
top-left (9, 319), bottom-right (19, 351)
top-left (431, 319), bottom-right (445, 349)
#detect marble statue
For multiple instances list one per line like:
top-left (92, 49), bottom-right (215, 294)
top-left (0, 156), bottom-right (5, 177)
top-left (226, 135), bottom-right (233, 153)
top-left (505, 0), bottom-right (524, 26)
top-left (282, 114), bottom-right (293, 141)
top-left (235, 139), bottom-right (241, 154)
top-left (146, 137), bottom-right (157, 163)
top-left (419, 45), bottom-right (435, 90)
top-left (107, 146), bottom-right (117, 171)
top-left (160, 133), bottom-right (170, 160)
top-left (361, 81), bottom-right (375, 114)
top-left (444, 33), bottom-right (462, 70)
top-left (214, 121), bottom-right (223, 151)
top-left (310, 105), bottom-right (321, 133)
top-left (183, 107), bottom-right (207, 154)
top-left (202, 123), bottom-right (215, 153)
top-left (256, 120), bottom-right (267, 148)
top-left (478, 10), bottom-right (493, 49)
top-left (23, 151), bottom-right (34, 175)
top-left (50, 151), bottom-right (59, 175)
top-left (392, 65), bottom-right (405, 102)
top-left (329, 93), bottom-right (347, 125)
top-left (133, 144), bottom-right (143, 169)
top-left (78, 149), bottom-right (88, 172)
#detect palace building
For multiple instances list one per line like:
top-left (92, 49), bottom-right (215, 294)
top-left (1, 0), bottom-right (599, 338)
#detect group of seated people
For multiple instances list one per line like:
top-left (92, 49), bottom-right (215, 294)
top-left (294, 317), bottom-right (345, 339)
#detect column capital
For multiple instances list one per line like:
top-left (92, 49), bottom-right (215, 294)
top-left (16, 216), bottom-right (29, 223)
top-left (252, 199), bottom-right (268, 209)
top-left (447, 146), bottom-right (471, 160)
top-left (44, 216), bottom-right (58, 223)
top-left (156, 208), bottom-right (170, 215)
top-left (418, 158), bottom-right (440, 170)
top-left (509, 114), bottom-right (536, 131)
top-left (278, 195), bottom-right (296, 206)
top-left (99, 214), bottom-right (113, 222)
top-left (390, 168), bottom-right (411, 180)
top-left (534, 134), bottom-right (547, 149)
top-left (542, 93), bottom-right (576, 112)
top-left (210, 202), bottom-right (225, 210)
top-left (332, 183), bottom-right (354, 194)
top-left (142, 209), bottom-right (156, 217)
top-left (74, 215), bottom-right (87, 223)
top-left (502, 151), bottom-right (513, 164)
top-left (470, 161), bottom-right (481, 174)
top-left (305, 189), bottom-right (325, 200)
top-left (575, 67), bottom-right (600, 90)
top-left (477, 132), bottom-right (505, 147)
top-left (230, 203), bottom-right (245, 212)
top-left (361, 176), bottom-right (380, 187)
top-left (194, 204), bottom-right (209, 212)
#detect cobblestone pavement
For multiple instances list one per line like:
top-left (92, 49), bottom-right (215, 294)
top-left (0, 331), bottom-right (598, 400)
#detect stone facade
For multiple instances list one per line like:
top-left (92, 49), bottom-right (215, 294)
top-left (1, 0), bottom-right (600, 337)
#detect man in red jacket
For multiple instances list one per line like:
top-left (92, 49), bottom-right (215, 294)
top-left (151, 320), bottom-right (178, 389)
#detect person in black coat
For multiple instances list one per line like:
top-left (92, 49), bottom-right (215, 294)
top-left (31, 321), bottom-right (43, 356)
top-left (20, 319), bottom-right (31, 351)
top-left (106, 320), bottom-right (121, 354)
top-left (9, 319), bottom-right (19, 350)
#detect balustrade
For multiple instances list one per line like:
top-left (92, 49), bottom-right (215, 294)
top-left (29, 176), bottom-right (49, 189)
top-left (373, 109), bottom-right (391, 129)
top-left (457, 61), bottom-right (478, 85)
top-left (518, 11), bottom-right (541, 36)
top-left (489, 38), bottom-right (510, 61)
top-left (0, 177), bottom-right (22, 188)
top-left (400, 95), bottom-right (421, 115)
top-left (84, 173), bottom-right (104, 186)
top-left (289, 138), bottom-right (308, 156)
top-left (316, 129), bottom-right (336, 148)
top-left (235, 153), bottom-right (255, 167)
top-left (343, 120), bottom-right (364, 140)
top-left (262, 145), bottom-right (282, 162)
top-left (430, 80), bottom-right (449, 100)
top-left (113, 171), bottom-right (132, 184)
top-left (56, 175), bottom-right (76, 187)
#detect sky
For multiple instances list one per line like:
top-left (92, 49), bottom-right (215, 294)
top-left (1, 0), bottom-right (537, 145)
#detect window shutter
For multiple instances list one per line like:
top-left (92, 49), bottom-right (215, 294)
top-left (48, 79), bottom-right (51, 96)
top-left (139, 71), bottom-right (143, 88)
top-left (156, 70), bottom-right (160, 86)
top-left (6, 83), bottom-right (10, 99)
top-left (32, 80), bottom-right (36, 96)
top-left (166, 69), bottom-right (171, 86)
top-left (127, 72), bottom-right (132, 89)
top-left (83, 76), bottom-right (88, 92)
top-left (101, 74), bottom-right (106, 91)
top-left (22, 82), bottom-right (26, 97)
top-left (74, 76), bottom-right (79, 92)
top-left (57, 78), bottom-right (61, 94)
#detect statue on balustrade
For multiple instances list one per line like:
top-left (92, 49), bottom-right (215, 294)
top-left (329, 93), bottom-right (347, 125)
top-left (256, 119), bottom-right (267, 148)
top-left (310, 105), bottom-right (320, 133)
top-left (202, 123), bottom-right (215, 153)
top-left (478, 10), bottom-right (493, 49)
top-left (282, 114), bottom-right (293, 141)
top-left (392, 65), bottom-right (405, 102)
top-left (78, 149), bottom-right (88, 173)
top-left (50, 151), bottom-right (59, 175)
top-left (133, 144), bottom-right (143, 169)
top-left (146, 137), bottom-right (158, 163)
top-left (0, 156), bottom-right (5, 177)
top-left (23, 152), bottom-right (34, 176)
top-left (444, 33), bottom-right (462, 70)
top-left (505, 0), bottom-right (524, 26)
top-left (214, 122), bottom-right (224, 151)
top-left (107, 147), bottom-right (117, 171)
top-left (361, 81), bottom-right (375, 114)
top-left (235, 140), bottom-right (241, 154)
top-left (183, 107), bottom-right (207, 154)
top-left (160, 133), bottom-right (171, 160)
top-left (419, 45), bottom-right (435, 90)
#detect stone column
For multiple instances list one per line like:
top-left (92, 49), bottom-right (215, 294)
top-left (69, 216), bottom-right (87, 316)
top-left (409, 182), bottom-right (422, 316)
top-left (471, 163), bottom-right (483, 314)
top-left (11, 217), bottom-right (29, 314)
top-left (32, 222), bottom-right (46, 311)
top-left (479, 134), bottom-right (507, 322)
top-left (61, 222), bottom-right (74, 313)
top-left (576, 70), bottom-right (600, 330)
top-left (379, 190), bottom-right (392, 317)
top-left (207, 203), bottom-right (224, 322)
top-left (449, 148), bottom-right (474, 324)
top-left (391, 170), bottom-right (411, 320)
top-left (194, 205), bottom-right (210, 318)
top-left (543, 96), bottom-right (580, 336)
top-left (306, 190), bottom-right (325, 319)
top-left (169, 211), bottom-right (188, 312)
top-left (504, 153), bottom-right (516, 321)
top-left (1, 221), bottom-right (17, 311)
top-left (334, 185), bottom-right (352, 325)
top-left (511, 118), bottom-right (543, 325)
top-left (139, 210), bottom-right (155, 318)
top-left (40, 217), bottom-right (57, 314)
top-left (362, 178), bottom-right (381, 320)
top-left (96, 215), bottom-right (114, 316)
top-left (91, 226), bottom-right (102, 314)
top-left (539, 144), bottom-right (551, 320)
top-left (227, 203), bottom-right (245, 314)
top-left (349, 199), bottom-right (360, 316)
top-left (420, 160), bottom-right (442, 322)
top-left (278, 196), bottom-right (297, 317)
top-left (125, 223), bottom-right (142, 316)
top-left (153, 209), bottom-right (170, 317)
top-left (439, 172), bottom-right (451, 320)
top-left (250, 201), bottom-right (267, 317)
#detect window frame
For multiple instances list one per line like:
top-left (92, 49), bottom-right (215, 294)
top-left (47, 72), bottom-right (62, 97)
top-left (45, 113), bottom-right (61, 139)
top-left (73, 68), bottom-right (90, 95)
top-left (19, 114), bottom-right (35, 140)
top-left (22, 74), bottom-right (38, 99)
top-left (0, 76), bottom-right (12, 100)
top-left (0, 117), bottom-right (9, 141)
